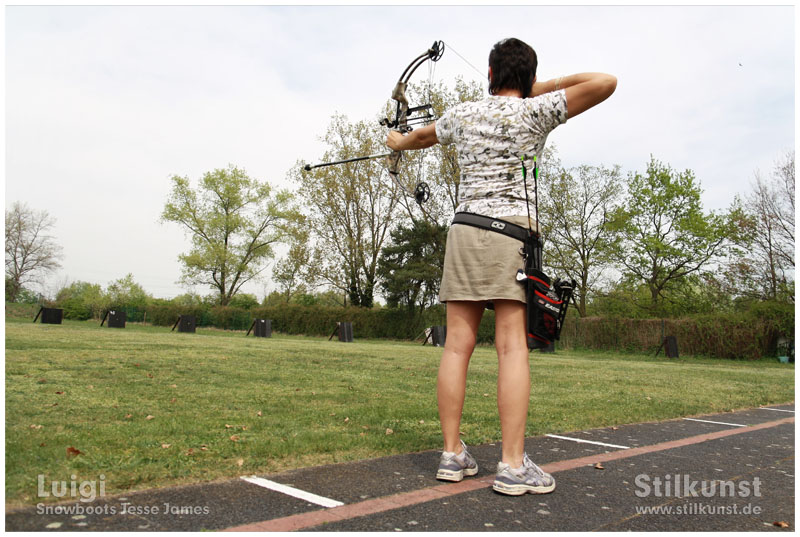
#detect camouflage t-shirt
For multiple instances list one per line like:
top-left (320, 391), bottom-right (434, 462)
top-left (435, 90), bottom-right (567, 218)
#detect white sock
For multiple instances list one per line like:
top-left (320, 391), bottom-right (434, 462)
top-left (500, 461), bottom-right (524, 472)
top-left (444, 448), bottom-right (466, 461)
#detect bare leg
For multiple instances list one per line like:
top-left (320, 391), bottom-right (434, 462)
top-left (438, 300), bottom-right (485, 454)
top-left (493, 299), bottom-right (530, 469)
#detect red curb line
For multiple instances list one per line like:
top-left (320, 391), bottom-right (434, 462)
top-left (541, 416), bottom-right (794, 473)
top-left (224, 416), bottom-right (794, 532)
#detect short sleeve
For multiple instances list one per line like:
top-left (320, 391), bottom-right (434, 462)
top-left (525, 89), bottom-right (568, 134)
top-left (435, 108), bottom-right (458, 145)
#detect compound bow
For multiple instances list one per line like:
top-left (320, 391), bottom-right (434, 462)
top-left (303, 40), bottom-right (445, 205)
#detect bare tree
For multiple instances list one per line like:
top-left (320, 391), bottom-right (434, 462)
top-left (743, 151), bottom-right (795, 299)
top-left (272, 229), bottom-right (315, 303)
top-left (5, 202), bottom-right (63, 302)
top-left (771, 151), bottom-right (794, 269)
top-left (296, 115), bottom-right (401, 308)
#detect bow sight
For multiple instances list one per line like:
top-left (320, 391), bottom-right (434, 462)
top-left (302, 41), bottom-right (445, 206)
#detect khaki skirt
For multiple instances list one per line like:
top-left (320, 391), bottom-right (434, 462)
top-left (439, 215), bottom-right (535, 304)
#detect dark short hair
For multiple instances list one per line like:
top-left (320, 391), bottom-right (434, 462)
top-left (488, 38), bottom-right (538, 99)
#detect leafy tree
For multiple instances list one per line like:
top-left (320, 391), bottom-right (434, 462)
top-left (170, 292), bottom-right (206, 307)
top-left (540, 163), bottom-right (623, 316)
top-left (5, 279), bottom-right (40, 303)
top-left (262, 290), bottom-right (287, 307)
top-left (5, 202), bottom-right (63, 302)
top-left (161, 165), bottom-right (300, 306)
top-left (55, 281), bottom-right (106, 320)
top-left (589, 281), bottom-right (656, 318)
top-left (309, 289), bottom-right (349, 307)
top-left (591, 271), bottom-right (741, 318)
top-left (377, 219), bottom-right (447, 313)
top-left (291, 293), bottom-right (319, 306)
top-left (227, 293), bottom-right (259, 309)
top-left (609, 157), bottom-right (736, 314)
top-left (106, 273), bottom-right (149, 310)
top-left (262, 289), bottom-right (339, 307)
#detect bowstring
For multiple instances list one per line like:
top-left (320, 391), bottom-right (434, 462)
top-left (442, 40), bottom-right (488, 90)
top-left (402, 41), bottom-right (485, 209)
top-left (427, 47), bottom-right (438, 104)
top-left (418, 53), bottom-right (437, 192)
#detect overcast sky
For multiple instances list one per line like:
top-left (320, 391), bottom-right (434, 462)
top-left (5, 4), bottom-right (795, 300)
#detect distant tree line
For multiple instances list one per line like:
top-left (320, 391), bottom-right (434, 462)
top-left (6, 81), bottom-right (794, 337)
top-left (539, 152), bottom-right (795, 318)
top-left (293, 81), bottom-right (794, 320)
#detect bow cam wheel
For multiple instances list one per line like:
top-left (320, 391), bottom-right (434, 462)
top-left (414, 182), bottom-right (431, 204)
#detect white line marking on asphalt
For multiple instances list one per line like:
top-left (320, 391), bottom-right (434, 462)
top-left (546, 434), bottom-right (630, 450)
top-left (682, 418), bottom-right (746, 427)
top-left (240, 476), bottom-right (344, 508)
top-left (758, 407), bottom-right (795, 413)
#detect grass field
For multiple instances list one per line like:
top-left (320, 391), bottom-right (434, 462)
top-left (5, 318), bottom-right (794, 507)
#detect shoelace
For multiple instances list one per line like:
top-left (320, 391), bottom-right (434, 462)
top-left (522, 453), bottom-right (549, 480)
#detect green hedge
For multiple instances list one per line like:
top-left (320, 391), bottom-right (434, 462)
top-left (146, 304), bottom-right (213, 328)
top-left (142, 303), bottom-right (441, 339)
top-left (250, 304), bottom-right (447, 340)
top-left (8, 299), bottom-right (791, 359)
top-left (138, 303), bottom-right (498, 343)
top-left (558, 308), bottom-right (794, 360)
top-left (5, 302), bottom-right (40, 320)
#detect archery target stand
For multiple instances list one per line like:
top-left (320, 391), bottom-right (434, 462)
top-left (655, 336), bottom-right (679, 358)
top-left (246, 319), bottom-right (272, 338)
top-left (421, 326), bottom-right (447, 347)
top-left (329, 322), bottom-right (354, 342)
top-left (172, 315), bottom-right (196, 333)
top-left (539, 341), bottom-right (555, 353)
top-left (33, 307), bottom-right (63, 325)
top-left (101, 310), bottom-right (127, 328)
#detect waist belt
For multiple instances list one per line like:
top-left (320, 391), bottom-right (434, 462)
top-left (451, 211), bottom-right (571, 350)
top-left (451, 212), bottom-right (532, 243)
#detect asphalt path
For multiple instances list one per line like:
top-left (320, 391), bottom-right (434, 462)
top-left (6, 405), bottom-right (794, 532)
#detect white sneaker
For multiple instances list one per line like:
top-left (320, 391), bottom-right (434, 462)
top-left (492, 453), bottom-right (555, 495)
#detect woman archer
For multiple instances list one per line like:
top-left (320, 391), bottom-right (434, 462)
top-left (387, 37), bottom-right (616, 495)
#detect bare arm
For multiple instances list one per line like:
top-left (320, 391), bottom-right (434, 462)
top-left (386, 122), bottom-right (439, 151)
top-left (532, 73), bottom-right (617, 118)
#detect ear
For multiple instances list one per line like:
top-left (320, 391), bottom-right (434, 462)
top-left (488, 66), bottom-right (493, 82)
